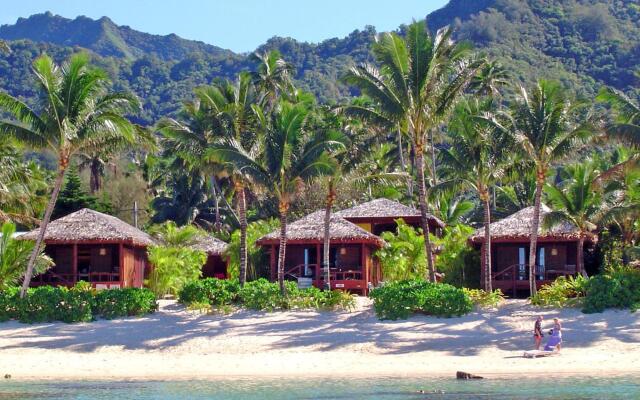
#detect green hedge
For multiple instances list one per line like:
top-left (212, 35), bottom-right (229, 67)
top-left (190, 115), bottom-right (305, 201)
top-left (178, 278), bottom-right (355, 312)
top-left (369, 280), bottom-right (473, 320)
top-left (0, 284), bottom-right (157, 323)
top-left (582, 268), bottom-right (640, 313)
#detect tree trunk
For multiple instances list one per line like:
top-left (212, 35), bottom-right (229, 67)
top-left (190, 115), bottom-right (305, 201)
top-left (89, 159), bottom-right (101, 194)
top-left (210, 176), bottom-right (221, 231)
top-left (277, 202), bottom-right (289, 296)
top-left (528, 173), bottom-right (544, 296)
top-left (428, 129), bottom-right (438, 186)
top-left (213, 178), bottom-right (240, 226)
top-left (323, 181), bottom-right (336, 290)
top-left (20, 165), bottom-right (67, 297)
top-left (415, 147), bottom-right (436, 282)
top-left (482, 191), bottom-right (492, 292)
top-left (236, 182), bottom-right (248, 286)
top-left (397, 124), bottom-right (412, 199)
top-left (577, 235), bottom-right (585, 277)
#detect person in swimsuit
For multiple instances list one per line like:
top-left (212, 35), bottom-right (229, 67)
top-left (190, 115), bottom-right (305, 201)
top-left (533, 315), bottom-right (544, 350)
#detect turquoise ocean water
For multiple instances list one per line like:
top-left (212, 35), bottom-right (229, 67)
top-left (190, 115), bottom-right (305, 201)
top-left (1, 376), bottom-right (639, 399)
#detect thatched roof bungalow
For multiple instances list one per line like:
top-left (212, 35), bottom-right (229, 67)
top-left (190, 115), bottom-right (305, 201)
top-left (469, 205), bottom-right (597, 296)
top-left (257, 211), bottom-right (385, 294)
top-left (20, 208), bottom-right (154, 289)
top-left (190, 235), bottom-right (229, 279)
top-left (336, 198), bottom-right (445, 235)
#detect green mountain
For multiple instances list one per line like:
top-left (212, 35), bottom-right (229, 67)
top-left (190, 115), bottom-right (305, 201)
top-left (0, 1), bottom-right (638, 126)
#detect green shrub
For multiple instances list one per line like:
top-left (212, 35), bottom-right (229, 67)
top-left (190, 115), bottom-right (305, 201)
top-left (16, 286), bottom-right (66, 323)
top-left (178, 278), bottom-right (240, 307)
top-left (94, 288), bottom-right (157, 319)
top-left (147, 245), bottom-right (207, 298)
top-left (369, 280), bottom-right (473, 320)
top-left (239, 279), bottom-right (294, 311)
top-left (530, 275), bottom-right (589, 308)
top-left (583, 268), bottom-right (640, 313)
top-left (0, 284), bottom-right (156, 323)
top-left (237, 279), bottom-right (355, 312)
top-left (464, 288), bottom-right (505, 308)
top-left (0, 287), bottom-right (19, 322)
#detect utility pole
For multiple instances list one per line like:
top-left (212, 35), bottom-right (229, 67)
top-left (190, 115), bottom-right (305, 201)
top-left (133, 201), bottom-right (139, 228)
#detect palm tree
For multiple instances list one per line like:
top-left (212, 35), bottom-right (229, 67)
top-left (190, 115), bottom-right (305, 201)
top-left (440, 98), bottom-right (512, 291)
top-left (488, 80), bottom-right (594, 294)
top-left (0, 53), bottom-right (140, 296)
top-left (250, 50), bottom-right (294, 109)
top-left (342, 20), bottom-right (481, 282)
top-left (470, 60), bottom-right (510, 98)
top-left (597, 165), bottom-right (640, 251)
top-left (430, 190), bottom-right (474, 227)
top-left (0, 141), bottom-right (49, 226)
top-left (208, 101), bottom-right (341, 294)
top-left (0, 222), bottom-right (53, 291)
top-left (543, 162), bottom-right (603, 276)
top-left (160, 73), bottom-right (259, 285)
top-left (597, 86), bottom-right (639, 147)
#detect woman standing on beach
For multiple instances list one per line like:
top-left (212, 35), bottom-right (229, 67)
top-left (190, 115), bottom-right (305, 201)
top-left (534, 316), bottom-right (544, 350)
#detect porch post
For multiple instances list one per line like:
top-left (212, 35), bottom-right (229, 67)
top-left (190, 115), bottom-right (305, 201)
top-left (360, 244), bottom-right (366, 295)
top-left (119, 243), bottom-right (125, 287)
top-left (72, 243), bottom-right (78, 285)
top-left (270, 245), bottom-right (276, 281)
top-left (315, 243), bottom-right (321, 289)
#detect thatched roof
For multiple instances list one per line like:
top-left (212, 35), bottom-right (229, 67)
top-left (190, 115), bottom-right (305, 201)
top-left (257, 211), bottom-right (385, 247)
top-left (19, 208), bottom-right (155, 246)
top-left (190, 235), bottom-right (228, 256)
top-left (336, 198), bottom-right (445, 228)
top-left (469, 205), bottom-right (593, 243)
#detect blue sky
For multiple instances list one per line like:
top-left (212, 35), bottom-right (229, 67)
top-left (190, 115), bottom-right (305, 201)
top-left (0, 0), bottom-right (449, 52)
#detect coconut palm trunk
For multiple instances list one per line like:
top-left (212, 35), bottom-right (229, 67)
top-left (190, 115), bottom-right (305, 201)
top-left (415, 146), bottom-right (436, 282)
top-left (210, 176), bottom-right (221, 231)
top-left (528, 173), bottom-right (545, 296)
top-left (236, 181), bottom-right (248, 286)
top-left (277, 202), bottom-right (289, 296)
top-left (323, 181), bottom-right (336, 290)
top-left (577, 234), bottom-right (585, 277)
top-left (89, 159), bottom-right (102, 193)
top-left (481, 190), bottom-right (492, 292)
top-left (20, 165), bottom-right (67, 297)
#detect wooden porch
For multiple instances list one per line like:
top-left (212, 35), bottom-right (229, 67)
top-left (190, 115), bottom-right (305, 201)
top-left (33, 242), bottom-right (147, 289)
top-left (484, 241), bottom-right (580, 297)
top-left (492, 263), bottom-right (577, 296)
top-left (268, 243), bottom-right (376, 295)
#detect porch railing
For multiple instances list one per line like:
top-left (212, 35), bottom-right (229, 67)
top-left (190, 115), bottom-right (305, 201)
top-left (284, 264), bottom-right (363, 281)
top-left (493, 264), bottom-right (577, 282)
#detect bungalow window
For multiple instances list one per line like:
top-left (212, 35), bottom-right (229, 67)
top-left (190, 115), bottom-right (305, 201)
top-left (537, 247), bottom-right (545, 280)
top-left (518, 247), bottom-right (526, 280)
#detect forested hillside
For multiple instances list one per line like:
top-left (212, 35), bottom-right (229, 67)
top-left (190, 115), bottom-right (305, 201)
top-left (0, 0), bottom-right (638, 125)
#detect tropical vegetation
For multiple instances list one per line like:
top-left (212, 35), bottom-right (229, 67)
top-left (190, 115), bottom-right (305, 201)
top-left (0, 6), bottom-right (638, 318)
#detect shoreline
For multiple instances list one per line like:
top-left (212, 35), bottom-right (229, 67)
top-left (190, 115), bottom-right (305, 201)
top-left (1, 299), bottom-right (639, 381)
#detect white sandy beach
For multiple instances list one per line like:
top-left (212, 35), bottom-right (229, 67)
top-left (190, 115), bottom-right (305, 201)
top-left (0, 298), bottom-right (639, 380)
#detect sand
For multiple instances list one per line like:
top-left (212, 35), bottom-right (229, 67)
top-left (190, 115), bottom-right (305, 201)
top-left (0, 298), bottom-right (639, 380)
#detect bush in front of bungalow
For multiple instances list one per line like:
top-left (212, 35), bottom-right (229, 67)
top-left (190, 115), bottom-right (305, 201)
top-left (369, 280), bottom-right (473, 320)
top-left (0, 282), bottom-right (157, 323)
top-left (178, 278), bottom-right (355, 312)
